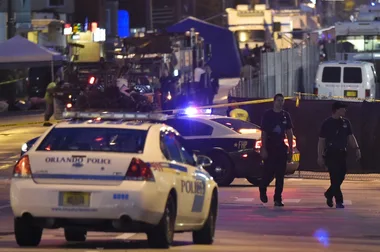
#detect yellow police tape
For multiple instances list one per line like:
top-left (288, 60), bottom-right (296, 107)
top-left (0, 78), bottom-right (25, 86)
top-left (0, 97), bottom-right (287, 128)
top-left (7, 92), bottom-right (373, 128)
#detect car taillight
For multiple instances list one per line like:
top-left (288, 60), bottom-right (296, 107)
top-left (313, 87), bottom-right (318, 95)
top-left (284, 139), bottom-right (297, 148)
top-left (13, 155), bottom-right (32, 178)
top-left (365, 89), bottom-right (370, 98)
top-left (255, 139), bottom-right (296, 149)
top-left (88, 76), bottom-right (96, 84)
top-left (125, 158), bottom-right (155, 181)
top-left (255, 140), bottom-right (262, 149)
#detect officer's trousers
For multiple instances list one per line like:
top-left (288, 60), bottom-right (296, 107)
top-left (260, 146), bottom-right (287, 201)
top-left (324, 151), bottom-right (347, 204)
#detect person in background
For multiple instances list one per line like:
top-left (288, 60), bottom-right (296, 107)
top-left (317, 101), bottom-right (361, 209)
top-left (259, 93), bottom-right (294, 207)
top-left (228, 99), bottom-right (250, 121)
top-left (43, 72), bottom-right (62, 127)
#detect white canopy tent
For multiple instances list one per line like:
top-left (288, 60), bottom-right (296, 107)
top-left (0, 36), bottom-right (65, 80)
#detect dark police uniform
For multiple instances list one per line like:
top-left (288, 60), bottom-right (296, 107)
top-left (319, 116), bottom-right (353, 205)
top-left (260, 109), bottom-right (293, 202)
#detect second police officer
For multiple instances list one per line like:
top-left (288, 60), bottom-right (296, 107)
top-left (259, 93), bottom-right (294, 207)
top-left (317, 101), bottom-right (361, 209)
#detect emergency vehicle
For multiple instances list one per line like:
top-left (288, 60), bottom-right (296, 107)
top-left (12, 111), bottom-right (218, 248)
top-left (165, 108), bottom-right (300, 186)
top-left (118, 30), bottom-right (211, 109)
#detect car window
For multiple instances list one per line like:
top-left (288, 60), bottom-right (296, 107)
top-left (160, 131), bottom-right (183, 163)
top-left (211, 118), bottom-right (261, 134)
top-left (37, 128), bottom-right (147, 153)
top-left (176, 136), bottom-right (196, 166)
top-left (322, 66), bottom-right (341, 83)
top-left (343, 67), bottom-right (362, 83)
top-left (165, 119), bottom-right (213, 136)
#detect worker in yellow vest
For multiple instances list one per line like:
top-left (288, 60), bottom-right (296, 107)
top-left (228, 99), bottom-right (250, 121)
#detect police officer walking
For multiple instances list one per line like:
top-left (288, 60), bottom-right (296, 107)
top-left (317, 101), bottom-right (361, 209)
top-left (259, 93), bottom-right (294, 207)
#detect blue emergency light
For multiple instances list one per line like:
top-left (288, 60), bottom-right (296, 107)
top-left (178, 107), bottom-right (212, 116)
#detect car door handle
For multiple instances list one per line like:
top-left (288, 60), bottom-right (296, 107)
top-left (176, 170), bottom-right (181, 175)
top-left (192, 173), bottom-right (196, 177)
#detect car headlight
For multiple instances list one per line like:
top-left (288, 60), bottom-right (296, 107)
top-left (21, 143), bottom-right (28, 153)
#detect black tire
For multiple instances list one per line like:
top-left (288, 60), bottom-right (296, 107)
top-left (147, 193), bottom-right (176, 248)
top-left (193, 192), bottom-right (217, 244)
top-left (64, 228), bottom-right (87, 242)
top-left (14, 217), bottom-right (43, 247)
top-left (246, 177), bottom-right (274, 186)
top-left (208, 152), bottom-right (235, 186)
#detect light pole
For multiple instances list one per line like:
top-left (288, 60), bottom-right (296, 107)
top-left (7, 0), bottom-right (15, 39)
top-left (146, 0), bottom-right (153, 31)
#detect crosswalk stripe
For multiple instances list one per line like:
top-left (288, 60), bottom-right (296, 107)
top-left (283, 199), bottom-right (301, 203)
top-left (114, 233), bottom-right (136, 240)
top-left (235, 198), bottom-right (254, 202)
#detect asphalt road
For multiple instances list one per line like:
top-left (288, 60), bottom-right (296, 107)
top-left (0, 125), bottom-right (380, 251)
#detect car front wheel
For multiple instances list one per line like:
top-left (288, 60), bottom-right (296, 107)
top-left (208, 152), bottom-right (234, 186)
top-left (147, 193), bottom-right (176, 248)
top-left (193, 192), bottom-right (217, 244)
top-left (246, 177), bottom-right (274, 186)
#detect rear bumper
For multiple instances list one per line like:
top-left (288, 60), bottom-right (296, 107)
top-left (10, 179), bottom-right (166, 229)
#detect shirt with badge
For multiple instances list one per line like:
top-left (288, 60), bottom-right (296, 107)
top-left (319, 117), bottom-right (352, 151)
top-left (261, 109), bottom-right (293, 149)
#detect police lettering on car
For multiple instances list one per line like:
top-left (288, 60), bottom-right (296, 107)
top-left (317, 101), bottom-right (361, 209)
top-left (259, 93), bottom-right (294, 207)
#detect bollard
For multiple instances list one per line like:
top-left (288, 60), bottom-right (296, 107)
top-left (53, 98), bottom-right (65, 120)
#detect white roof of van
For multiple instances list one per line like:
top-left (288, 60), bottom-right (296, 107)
top-left (320, 61), bottom-right (373, 66)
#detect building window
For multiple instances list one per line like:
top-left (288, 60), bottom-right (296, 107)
top-left (48, 0), bottom-right (65, 7)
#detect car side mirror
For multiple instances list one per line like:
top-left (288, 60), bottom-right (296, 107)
top-left (196, 155), bottom-right (213, 167)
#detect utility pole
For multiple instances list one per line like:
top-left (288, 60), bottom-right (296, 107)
top-left (146, 0), bottom-right (153, 31)
top-left (7, 0), bottom-right (15, 39)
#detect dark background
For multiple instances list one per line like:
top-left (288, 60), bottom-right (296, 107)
top-left (228, 97), bottom-right (380, 173)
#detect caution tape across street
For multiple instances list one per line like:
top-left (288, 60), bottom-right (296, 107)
top-left (0, 78), bottom-right (25, 86)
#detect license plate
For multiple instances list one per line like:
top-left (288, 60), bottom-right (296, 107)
top-left (61, 192), bottom-right (90, 207)
top-left (292, 153), bottom-right (300, 162)
top-left (344, 90), bottom-right (357, 97)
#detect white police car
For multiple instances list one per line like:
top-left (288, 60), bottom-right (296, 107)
top-left (11, 111), bottom-right (218, 248)
top-left (165, 107), bottom-right (300, 186)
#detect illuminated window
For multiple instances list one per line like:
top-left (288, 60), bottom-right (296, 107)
top-left (49, 0), bottom-right (65, 7)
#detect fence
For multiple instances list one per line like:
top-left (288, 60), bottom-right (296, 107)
top-left (229, 44), bottom-right (320, 98)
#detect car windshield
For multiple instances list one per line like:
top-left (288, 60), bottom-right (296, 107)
top-left (36, 128), bottom-right (147, 153)
top-left (211, 118), bottom-right (261, 134)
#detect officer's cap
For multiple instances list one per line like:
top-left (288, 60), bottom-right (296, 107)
top-left (332, 101), bottom-right (348, 111)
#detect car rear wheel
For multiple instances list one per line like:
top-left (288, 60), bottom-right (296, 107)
top-left (208, 152), bottom-right (234, 186)
top-left (64, 228), bottom-right (87, 242)
top-left (246, 177), bottom-right (274, 186)
top-left (147, 193), bottom-right (176, 248)
top-left (14, 217), bottom-right (43, 247)
top-left (192, 191), bottom-right (217, 244)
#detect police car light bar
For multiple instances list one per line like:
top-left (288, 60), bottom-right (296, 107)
top-left (63, 111), bottom-right (168, 121)
top-left (178, 107), bottom-right (212, 116)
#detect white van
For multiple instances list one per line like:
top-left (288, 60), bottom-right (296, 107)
top-left (314, 61), bottom-right (377, 101)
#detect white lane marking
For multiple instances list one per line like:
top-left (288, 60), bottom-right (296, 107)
top-left (0, 164), bottom-right (12, 170)
top-left (114, 233), bottom-right (136, 240)
top-left (287, 178), bottom-right (303, 181)
top-left (0, 204), bottom-right (10, 210)
top-left (283, 199), bottom-right (301, 203)
top-left (235, 198), bottom-right (254, 202)
top-left (344, 200), bottom-right (352, 205)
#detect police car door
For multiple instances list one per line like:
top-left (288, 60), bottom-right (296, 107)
top-left (161, 132), bottom-right (195, 225)
top-left (176, 136), bottom-right (207, 224)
